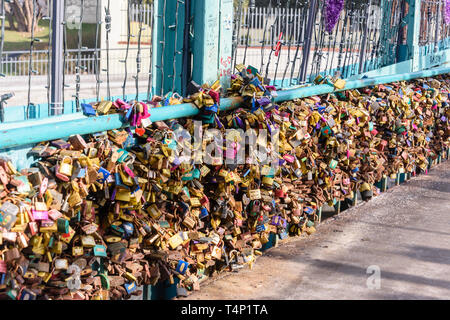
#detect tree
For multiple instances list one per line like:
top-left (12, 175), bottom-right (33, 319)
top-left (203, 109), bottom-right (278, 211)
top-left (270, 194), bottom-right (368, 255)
top-left (5, 0), bottom-right (47, 33)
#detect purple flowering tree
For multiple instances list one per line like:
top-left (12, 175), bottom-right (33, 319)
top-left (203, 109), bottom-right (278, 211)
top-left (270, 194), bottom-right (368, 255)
top-left (445, 0), bottom-right (450, 25)
top-left (324, 0), bottom-right (345, 33)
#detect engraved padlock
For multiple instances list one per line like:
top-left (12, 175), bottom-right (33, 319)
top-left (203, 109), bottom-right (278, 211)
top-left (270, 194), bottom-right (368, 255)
top-left (59, 157), bottom-right (73, 177)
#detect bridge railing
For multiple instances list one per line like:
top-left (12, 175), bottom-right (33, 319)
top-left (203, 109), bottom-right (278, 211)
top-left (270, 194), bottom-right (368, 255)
top-left (0, 0), bottom-right (448, 131)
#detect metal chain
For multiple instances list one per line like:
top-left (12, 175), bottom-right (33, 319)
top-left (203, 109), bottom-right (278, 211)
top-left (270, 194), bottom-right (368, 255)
top-left (289, 3), bottom-right (307, 86)
top-left (335, 3), bottom-right (348, 77)
top-left (281, 0), bottom-right (297, 86)
top-left (45, 3), bottom-right (51, 115)
top-left (171, 0), bottom-right (181, 93)
top-left (146, 0), bottom-right (155, 102)
top-left (94, 0), bottom-right (102, 101)
top-left (297, 0), bottom-right (318, 84)
top-left (341, 2), bottom-right (357, 78)
top-left (159, 0), bottom-right (167, 96)
top-left (231, 0), bottom-right (243, 71)
top-left (273, 0), bottom-right (288, 85)
top-left (0, 0), bottom-right (7, 123)
top-left (242, 0), bottom-right (255, 66)
top-left (75, 0), bottom-right (85, 112)
top-left (310, 1), bottom-right (326, 78)
top-left (26, 0), bottom-right (38, 120)
top-left (0, 0), bottom-right (5, 76)
top-left (105, 0), bottom-right (111, 100)
top-left (264, 8), bottom-right (280, 80)
top-left (122, 0), bottom-right (131, 100)
top-left (62, 0), bottom-right (68, 109)
top-left (259, 0), bottom-right (272, 74)
top-left (135, 0), bottom-right (144, 100)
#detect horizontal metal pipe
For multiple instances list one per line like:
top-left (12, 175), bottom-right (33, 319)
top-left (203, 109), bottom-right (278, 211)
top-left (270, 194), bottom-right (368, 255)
top-left (274, 66), bottom-right (450, 102)
top-left (1, 66), bottom-right (449, 150)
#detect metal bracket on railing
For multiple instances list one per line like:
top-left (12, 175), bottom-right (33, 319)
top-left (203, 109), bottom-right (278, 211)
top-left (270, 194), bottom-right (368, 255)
top-left (0, 92), bottom-right (13, 123)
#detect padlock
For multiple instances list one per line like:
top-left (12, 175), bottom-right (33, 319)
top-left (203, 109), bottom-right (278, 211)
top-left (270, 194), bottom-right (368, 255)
top-left (59, 157), bottom-right (73, 177)
top-left (72, 236), bottom-right (84, 257)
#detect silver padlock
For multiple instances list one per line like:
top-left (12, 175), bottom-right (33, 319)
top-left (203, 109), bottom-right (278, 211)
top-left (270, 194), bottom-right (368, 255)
top-left (0, 202), bottom-right (19, 231)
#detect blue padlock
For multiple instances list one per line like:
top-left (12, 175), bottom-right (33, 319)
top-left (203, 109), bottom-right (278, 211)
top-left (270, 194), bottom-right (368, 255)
top-left (121, 222), bottom-right (134, 238)
top-left (81, 103), bottom-right (96, 116)
top-left (255, 224), bottom-right (266, 232)
top-left (204, 104), bottom-right (219, 114)
top-left (124, 282), bottom-right (137, 294)
top-left (97, 167), bottom-right (111, 183)
top-left (18, 288), bottom-right (37, 300)
top-left (199, 207), bottom-right (209, 219)
top-left (176, 260), bottom-right (189, 275)
top-left (279, 230), bottom-right (289, 240)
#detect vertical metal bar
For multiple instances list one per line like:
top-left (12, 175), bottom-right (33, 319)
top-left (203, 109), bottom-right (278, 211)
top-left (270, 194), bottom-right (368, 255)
top-left (26, 0), bottom-right (37, 119)
top-left (0, 0), bottom-right (5, 76)
top-left (298, 0), bottom-right (317, 84)
top-left (171, 0), bottom-right (180, 93)
top-left (433, 0), bottom-right (441, 52)
top-left (75, 0), bottom-right (85, 112)
top-left (181, 0), bottom-right (191, 97)
top-left (242, 0), bottom-right (255, 65)
top-left (135, 0), bottom-right (144, 99)
top-left (105, 0), bottom-right (111, 100)
top-left (147, 0), bottom-right (155, 101)
top-left (259, 1), bottom-right (271, 76)
top-left (123, 0), bottom-right (131, 99)
top-left (358, 2), bottom-right (371, 76)
top-left (231, 0), bottom-right (243, 72)
top-left (51, 0), bottom-right (64, 116)
top-left (406, 0), bottom-right (421, 72)
top-left (160, 0), bottom-right (166, 96)
top-left (94, 0), bottom-right (101, 102)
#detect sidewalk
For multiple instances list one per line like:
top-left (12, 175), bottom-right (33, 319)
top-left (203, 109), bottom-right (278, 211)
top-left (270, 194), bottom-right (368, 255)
top-left (184, 160), bottom-right (450, 300)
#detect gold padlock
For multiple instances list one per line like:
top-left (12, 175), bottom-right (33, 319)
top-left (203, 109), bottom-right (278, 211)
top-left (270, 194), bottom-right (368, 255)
top-left (59, 157), bottom-right (73, 176)
top-left (72, 236), bottom-right (84, 257)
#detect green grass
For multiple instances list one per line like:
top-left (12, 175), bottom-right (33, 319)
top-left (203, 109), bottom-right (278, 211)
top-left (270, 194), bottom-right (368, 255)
top-left (2, 18), bottom-right (97, 51)
top-left (2, 19), bottom-right (50, 51)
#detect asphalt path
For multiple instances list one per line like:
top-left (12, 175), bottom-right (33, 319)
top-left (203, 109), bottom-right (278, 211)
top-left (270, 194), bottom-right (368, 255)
top-left (184, 160), bottom-right (450, 300)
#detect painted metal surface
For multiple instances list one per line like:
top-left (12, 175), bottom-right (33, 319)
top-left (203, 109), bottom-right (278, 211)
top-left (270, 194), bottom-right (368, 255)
top-left (218, 0), bottom-right (234, 90)
top-left (191, 0), bottom-right (220, 87)
top-left (152, 0), bottom-right (186, 95)
top-left (50, 0), bottom-right (64, 115)
top-left (407, 0), bottom-right (422, 72)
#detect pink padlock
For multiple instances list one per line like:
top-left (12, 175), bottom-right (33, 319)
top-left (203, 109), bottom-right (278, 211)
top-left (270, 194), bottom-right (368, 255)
top-left (32, 209), bottom-right (49, 221)
top-left (283, 154), bottom-right (295, 163)
top-left (39, 177), bottom-right (48, 197)
top-left (0, 260), bottom-right (7, 273)
top-left (48, 209), bottom-right (62, 221)
top-left (123, 165), bottom-right (135, 178)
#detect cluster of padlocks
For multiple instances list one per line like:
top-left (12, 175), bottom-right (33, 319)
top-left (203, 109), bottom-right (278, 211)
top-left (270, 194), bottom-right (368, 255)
top-left (0, 65), bottom-right (449, 300)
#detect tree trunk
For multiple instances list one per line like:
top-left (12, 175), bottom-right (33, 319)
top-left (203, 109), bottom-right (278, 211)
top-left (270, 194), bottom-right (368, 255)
top-left (7, 0), bottom-right (43, 33)
top-left (5, 6), bottom-right (16, 31)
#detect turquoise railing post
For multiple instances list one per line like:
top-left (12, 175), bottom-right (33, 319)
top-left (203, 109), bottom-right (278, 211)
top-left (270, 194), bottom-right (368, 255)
top-left (152, 0), bottom-right (187, 96)
top-left (191, 0), bottom-right (217, 86)
top-left (406, 0), bottom-right (421, 72)
top-left (218, 0), bottom-right (234, 90)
